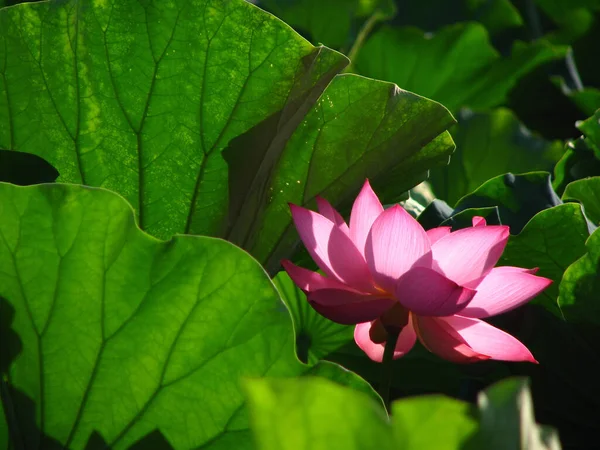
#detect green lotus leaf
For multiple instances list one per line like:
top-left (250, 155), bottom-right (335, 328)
top-left (0, 182), bottom-right (374, 449)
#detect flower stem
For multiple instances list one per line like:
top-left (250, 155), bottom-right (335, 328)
top-left (344, 10), bottom-right (385, 72)
top-left (378, 329), bottom-right (399, 412)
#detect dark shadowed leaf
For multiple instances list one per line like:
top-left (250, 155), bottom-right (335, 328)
top-left (429, 108), bottom-right (564, 206)
top-left (354, 23), bottom-right (565, 112)
top-left (551, 77), bottom-right (600, 116)
top-left (474, 378), bottom-right (561, 450)
top-left (533, 0), bottom-right (599, 43)
top-left (441, 207), bottom-right (502, 229)
top-left (258, 0), bottom-right (395, 48)
top-left (416, 199), bottom-right (454, 229)
top-left (391, 0), bottom-right (523, 35)
top-left (0, 150), bottom-right (59, 186)
top-left (453, 172), bottom-right (562, 233)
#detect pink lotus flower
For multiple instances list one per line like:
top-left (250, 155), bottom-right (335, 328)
top-left (282, 180), bottom-right (552, 364)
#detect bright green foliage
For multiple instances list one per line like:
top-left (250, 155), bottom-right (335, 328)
top-left (391, 395), bottom-right (478, 449)
top-left (354, 23), bottom-right (565, 111)
top-left (500, 204), bottom-right (590, 316)
top-left (429, 108), bottom-right (564, 205)
top-left (563, 177), bottom-right (600, 225)
top-left (272, 272), bottom-right (353, 364)
top-left (246, 376), bottom-right (559, 450)
top-left (0, 183), bottom-right (374, 449)
top-left (259, 0), bottom-right (395, 47)
top-left (559, 227), bottom-right (600, 325)
top-left (0, 0), bottom-right (455, 273)
top-left (246, 377), bottom-right (394, 450)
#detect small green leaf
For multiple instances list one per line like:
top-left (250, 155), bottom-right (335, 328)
top-left (429, 108), bottom-right (564, 206)
top-left (562, 177), bottom-right (600, 224)
top-left (272, 271), bottom-right (353, 365)
top-left (554, 109), bottom-right (600, 194)
top-left (354, 23), bottom-right (566, 111)
top-left (577, 109), bottom-right (600, 148)
top-left (0, 182), bottom-right (372, 449)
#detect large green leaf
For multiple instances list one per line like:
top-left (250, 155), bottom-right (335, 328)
top-left (245, 377), bottom-right (559, 450)
top-left (258, 0), bottom-right (395, 48)
top-left (558, 227), bottom-right (600, 325)
top-left (0, 0), bottom-right (455, 273)
top-left (562, 177), bottom-right (600, 225)
top-left (429, 108), bottom-right (564, 205)
top-left (272, 271), bottom-right (352, 365)
top-left (0, 182), bottom-right (375, 449)
top-left (499, 204), bottom-right (590, 317)
top-left (353, 22), bottom-right (565, 112)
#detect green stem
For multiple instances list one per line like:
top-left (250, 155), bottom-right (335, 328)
top-left (526, 0), bottom-right (584, 92)
top-left (565, 47), bottom-right (584, 92)
top-left (344, 10), bottom-right (384, 72)
top-left (525, 0), bottom-right (543, 40)
top-left (378, 329), bottom-right (399, 412)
